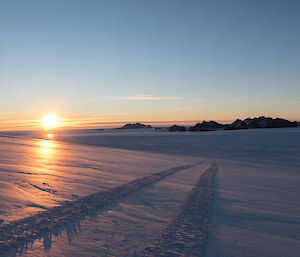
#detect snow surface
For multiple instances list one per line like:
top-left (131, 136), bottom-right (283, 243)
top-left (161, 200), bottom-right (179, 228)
top-left (0, 128), bottom-right (299, 256)
top-left (11, 162), bottom-right (213, 257)
top-left (143, 162), bottom-right (217, 256)
top-left (204, 159), bottom-right (300, 257)
top-left (0, 135), bottom-right (198, 224)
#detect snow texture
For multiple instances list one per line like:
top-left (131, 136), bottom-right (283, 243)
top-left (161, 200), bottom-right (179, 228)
top-left (143, 162), bottom-right (217, 257)
top-left (0, 163), bottom-right (199, 255)
top-left (12, 161), bottom-right (212, 257)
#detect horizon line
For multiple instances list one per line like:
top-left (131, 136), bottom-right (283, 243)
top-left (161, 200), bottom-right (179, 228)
top-left (0, 116), bottom-right (299, 132)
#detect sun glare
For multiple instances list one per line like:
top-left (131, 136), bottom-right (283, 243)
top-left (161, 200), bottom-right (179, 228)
top-left (42, 114), bottom-right (59, 128)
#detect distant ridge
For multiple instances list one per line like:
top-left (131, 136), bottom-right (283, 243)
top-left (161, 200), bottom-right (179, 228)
top-left (167, 116), bottom-right (298, 132)
top-left (224, 116), bottom-right (298, 130)
top-left (118, 122), bottom-right (152, 130)
top-left (168, 125), bottom-right (187, 132)
top-left (189, 121), bottom-right (224, 131)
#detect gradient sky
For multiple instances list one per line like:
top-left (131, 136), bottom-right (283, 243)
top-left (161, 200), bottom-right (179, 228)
top-left (0, 0), bottom-right (299, 130)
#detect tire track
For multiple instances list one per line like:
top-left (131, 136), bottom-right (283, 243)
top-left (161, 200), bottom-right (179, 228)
top-left (142, 162), bottom-right (217, 257)
top-left (0, 162), bottom-right (202, 255)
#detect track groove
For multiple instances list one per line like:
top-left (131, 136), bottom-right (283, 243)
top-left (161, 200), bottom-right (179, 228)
top-left (0, 162), bottom-right (201, 255)
top-left (142, 162), bottom-right (217, 257)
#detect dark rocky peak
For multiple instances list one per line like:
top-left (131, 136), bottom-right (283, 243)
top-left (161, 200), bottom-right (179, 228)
top-left (189, 120), bottom-right (224, 131)
top-left (118, 123), bottom-right (152, 129)
top-left (225, 116), bottom-right (298, 130)
top-left (168, 125), bottom-right (187, 132)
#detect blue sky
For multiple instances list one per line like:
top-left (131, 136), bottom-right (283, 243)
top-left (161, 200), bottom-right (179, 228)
top-left (0, 0), bottom-right (299, 129)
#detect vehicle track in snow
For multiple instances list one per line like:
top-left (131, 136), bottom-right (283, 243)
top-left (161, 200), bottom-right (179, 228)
top-left (0, 162), bottom-right (202, 255)
top-left (142, 162), bottom-right (217, 257)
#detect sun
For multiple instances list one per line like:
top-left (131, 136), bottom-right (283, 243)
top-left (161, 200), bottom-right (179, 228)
top-left (42, 114), bottom-right (59, 128)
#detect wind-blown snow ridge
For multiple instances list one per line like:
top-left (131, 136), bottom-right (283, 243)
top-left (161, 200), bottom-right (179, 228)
top-left (143, 162), bottom-right (217, 257)
top-left (0, 162), bottom-right (201, 255)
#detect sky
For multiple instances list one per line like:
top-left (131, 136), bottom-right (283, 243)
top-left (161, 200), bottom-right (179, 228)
top-left (0, 0), bottom-right (299, 130)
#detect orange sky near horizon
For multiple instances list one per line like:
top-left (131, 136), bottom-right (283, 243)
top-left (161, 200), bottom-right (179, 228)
top-left (0, 110), bottom-right (298, 131)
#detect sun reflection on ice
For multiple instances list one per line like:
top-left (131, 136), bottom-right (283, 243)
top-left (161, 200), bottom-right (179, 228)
top-left (37, 140), bottom-right (56, 157)
top-left (33, 139), bottom-right (59, 177)
top-left (40, 140), bottom-right (53, 148)
top-left (40, 140), bottom-right (53, 150)
top-left (46, 133), bottom-right (54, 139)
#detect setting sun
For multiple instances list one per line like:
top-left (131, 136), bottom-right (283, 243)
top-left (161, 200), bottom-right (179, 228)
top-left (42, 114), bottom-right (59, 128)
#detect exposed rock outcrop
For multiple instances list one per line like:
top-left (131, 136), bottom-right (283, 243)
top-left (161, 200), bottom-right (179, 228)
top-left (224, 116), bottom-right (298, 130)
top-left (168, 125), bottom-right (187, 132)
top-left (189, 121), bottom-right (224, 131)
top-left (118, 123), bottom-right (152, 129)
